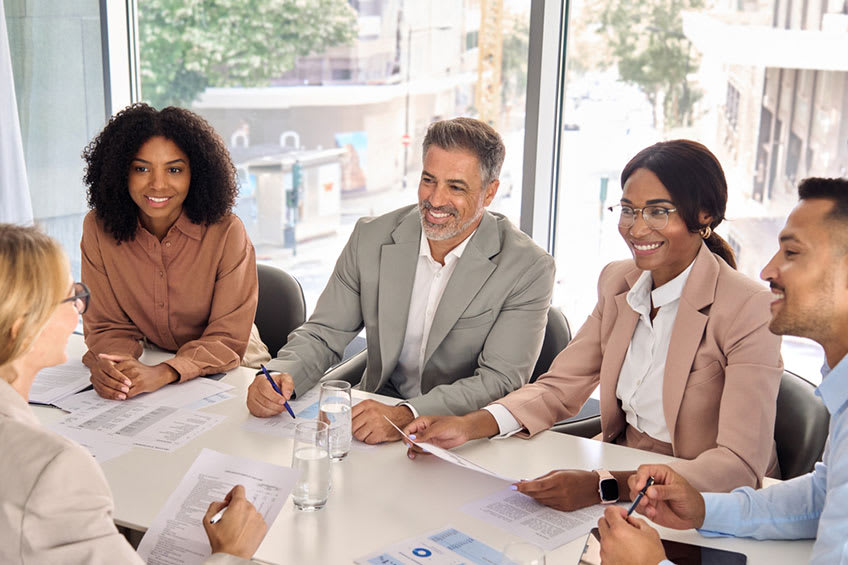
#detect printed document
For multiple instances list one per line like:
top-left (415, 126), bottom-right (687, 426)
top-left (461, 488), bottom-right (607, 551)
top-left (55, 400), bottom-right (225, 452)
top-left (46, 424), bottom-right (132, 463)
top-left (242, 387), bottom-right (376, 450)
top-left (355, 526), bottom-right (505, 565)
top-left (29, 359), bottom-right (91, 405)
top-left (137, 448), bottom-right (299, 565)
top-left (54, 378), bottom-right (234, 412)
top-left (384, 416), bottom-right (522, 483)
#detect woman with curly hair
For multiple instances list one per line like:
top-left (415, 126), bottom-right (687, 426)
top-left (81, 103), bottom-right (269, 400)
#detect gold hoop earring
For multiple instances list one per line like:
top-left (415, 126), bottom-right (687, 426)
top-left (699, 226), bottom-right (712, 239)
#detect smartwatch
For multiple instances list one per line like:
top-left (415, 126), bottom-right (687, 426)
top-left (595, 469), bottom-right (619, 504)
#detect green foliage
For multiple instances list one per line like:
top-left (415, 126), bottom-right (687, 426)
top-left (138, 0), bottom-right (358, 108)
top-left (501, 14), bottom-right (529, 107)
top-left (599, 0), bottom-right (703, 129)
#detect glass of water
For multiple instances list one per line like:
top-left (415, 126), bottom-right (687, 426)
top-left (319, 380), bottom-right (352, 461)
top-left (500, 542), bottom-right (546, 565)
top-left (291, 419), bottom-right (330, 511)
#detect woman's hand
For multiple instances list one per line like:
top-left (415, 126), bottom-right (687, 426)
top-left (514, 469), bottom-right (601, 511)
top-left (89, 354), bottom-right (133, 400)
top-left (203, 485), bottom-right (267, 559)
top-left (98, 354), bottom-right (179, 398)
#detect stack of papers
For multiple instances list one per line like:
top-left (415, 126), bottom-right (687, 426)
top-left (30, 359), bottom-right (92, 405)
top-left (46, 375), bottom-right (237, 462)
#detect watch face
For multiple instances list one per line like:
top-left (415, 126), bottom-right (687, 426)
top-left (600, 477), bottom-right (619, 501)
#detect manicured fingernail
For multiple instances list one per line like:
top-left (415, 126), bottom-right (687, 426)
top-left (509, 485), bottom-right (518, 491)
top-left (405, 442), bottom-right (412, 448)
top-left (408, 434), bottom-right (416, 440)
top-left (408, 452), bottom-right (415, 459)
top-left (121, 386), bottom-right (129, 393)
top-left (118, 394), bottom-right (126, 400)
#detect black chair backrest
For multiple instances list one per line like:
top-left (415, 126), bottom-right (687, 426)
top-left (255, 263), bottom-right (307, 356)
top-left (774, 369), bottom-right (830, 480)
top-left (529, 307), bottom-right (572, 383)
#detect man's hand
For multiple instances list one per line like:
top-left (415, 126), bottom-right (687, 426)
top-left (627, 464), bottom-right (706, 530)
top-left (351, 400), bottom-right (413, 444)
top-left (402, 411), bottom-right (499, 459)
top-left (95, 354), bottom-right (177, 399)
top-left (246, 372), bottom-right (295, 417)
top-left (514, 469), bottom-right (602, 511)
top-left (598, 506), bottom-right (667, 565)
top-left (89, 354), bottom-right (132, 400)
top-left (203, 485), bottom-right (267, 559)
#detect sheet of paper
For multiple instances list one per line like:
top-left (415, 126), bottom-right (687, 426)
top-left (47, 424), bottom-right (133, 463)
top-left (55, 400), bottom-right (225, 452)
top-left (55, 378), bottom-right (234, 413)
top-left (461, 488), bottom-right (607, 551)
top-left (384, 417), bottom-right (522, 483)
top-left (29, 359), bottom-right (91, 405)
top-left (355, 526), bottom-right (505, 565)
top-left (137, 448), bottom-right (299, 565)
top-left (242, 388), bottom-right (376, 450)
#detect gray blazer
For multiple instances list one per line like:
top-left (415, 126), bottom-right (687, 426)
top-left (0, 379), bottom-right (248, 565)
top-left (267, 205), bottom-right (555, 415)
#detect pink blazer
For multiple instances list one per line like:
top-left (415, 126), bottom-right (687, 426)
top-left (497, 243), bottom-right (782, 491)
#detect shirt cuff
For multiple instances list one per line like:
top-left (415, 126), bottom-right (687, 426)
top-left (482, 404), bottom-right (524, 438)
top-left (697, 492), bottom-right (738, 538)
top-left (163, 357), bottom-right (199, 382)
top-left (398, 402), bottom-right (419, 419)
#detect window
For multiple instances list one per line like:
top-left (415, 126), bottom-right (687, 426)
top-left (136, 0), bottom-right (531, 315)
top-left (555, 0), bottom-right (848, 380)
top-left (4, 0), bottom-right (109, 279)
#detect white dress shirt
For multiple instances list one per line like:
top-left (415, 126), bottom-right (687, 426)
top-left (390, 230), bottom-right (475, 409)
top-left (486, 260), bottom-right (694, 440)
top-left (615, 261), bottom-right (693, 442)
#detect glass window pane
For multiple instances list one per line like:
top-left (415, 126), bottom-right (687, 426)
top-left (557, 0), bottom-right (848, 381)
top-left (4, 0), bottom-right (106, 278)
top-left (137, 0), bottom-right (532, 313)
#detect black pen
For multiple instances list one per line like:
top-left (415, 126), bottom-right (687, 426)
top-left (626, 476), bottom-right (655, 517)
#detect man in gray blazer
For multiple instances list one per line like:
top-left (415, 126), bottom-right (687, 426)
top-left (247, 117), bottom-right (555, 443)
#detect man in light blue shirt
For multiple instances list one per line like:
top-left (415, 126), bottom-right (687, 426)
top-left (596, 177), bottom-right (848, 565)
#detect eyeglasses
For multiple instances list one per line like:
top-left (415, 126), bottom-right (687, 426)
top-left (608, 204), bottom-right (678, 230)
top-left (61, 282), bottom-right (90, 315)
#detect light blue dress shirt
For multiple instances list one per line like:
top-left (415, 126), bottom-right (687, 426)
top-left (657, 354), bottom-right (848, 564)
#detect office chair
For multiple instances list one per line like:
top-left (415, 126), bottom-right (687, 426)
top-left (255, 263), bottom-right (307, 356)
top-left (774, 369), bottom-right (830, 479)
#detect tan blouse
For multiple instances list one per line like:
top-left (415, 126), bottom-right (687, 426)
top-left (81, 210), bottom-right (258, 381)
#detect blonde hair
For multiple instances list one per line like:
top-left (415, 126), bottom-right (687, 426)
top-left (0, 224), bottom-right (69, 366)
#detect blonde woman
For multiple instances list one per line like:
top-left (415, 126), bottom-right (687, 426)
top-left (0, 224), bottom-right (265, 564)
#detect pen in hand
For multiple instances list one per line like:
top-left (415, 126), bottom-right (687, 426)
top-left (260, 364), bottom-right (296, 419)
top-left (209, 505), bottom-right (228, 524)
top-left (626, 476), bottom-right (655, 517)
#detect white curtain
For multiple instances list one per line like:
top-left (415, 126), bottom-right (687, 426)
top-left (0, 0), bottom-right (33, 225)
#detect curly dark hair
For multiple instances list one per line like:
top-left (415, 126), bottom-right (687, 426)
top-left (82, 103), bottom-right (238, 242)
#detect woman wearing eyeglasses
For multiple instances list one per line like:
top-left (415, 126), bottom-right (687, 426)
top-left (0, 224), bottom-right (265, 564)
top-left (80, 103), bottom-right (269, 401)
top-left (404, 139), bottom-right (782, 510)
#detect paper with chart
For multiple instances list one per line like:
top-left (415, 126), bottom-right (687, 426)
top-left (355, 526), bottom-right (505, 565)
top-left (461, 488), bottom-right (607, 551)
top-left (137, 448), bottom-right (299, 565)
top-left (384, 416), bottom-right (523, 483)
top-left (54, 378), bottom-right (234, 412)
top-left (242, 387), bottom-right (376, 450)
top-left (29, 359), bottom-right (91, 405)
top-left (54, 399), bottom-right (225, 452)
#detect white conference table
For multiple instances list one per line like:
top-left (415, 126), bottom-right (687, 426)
top-left (33, 335), bottom-right (814, 564)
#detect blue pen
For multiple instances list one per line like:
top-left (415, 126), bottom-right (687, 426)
top-left (260, 364), bottom-right (296, 419)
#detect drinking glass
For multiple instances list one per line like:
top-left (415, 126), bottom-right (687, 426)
top-left (318, 380), bottom-right (352, 461)
top-left (291, 420), bottom-right (330, 511)
top-left (500, 542), bottom-right (546, 565)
